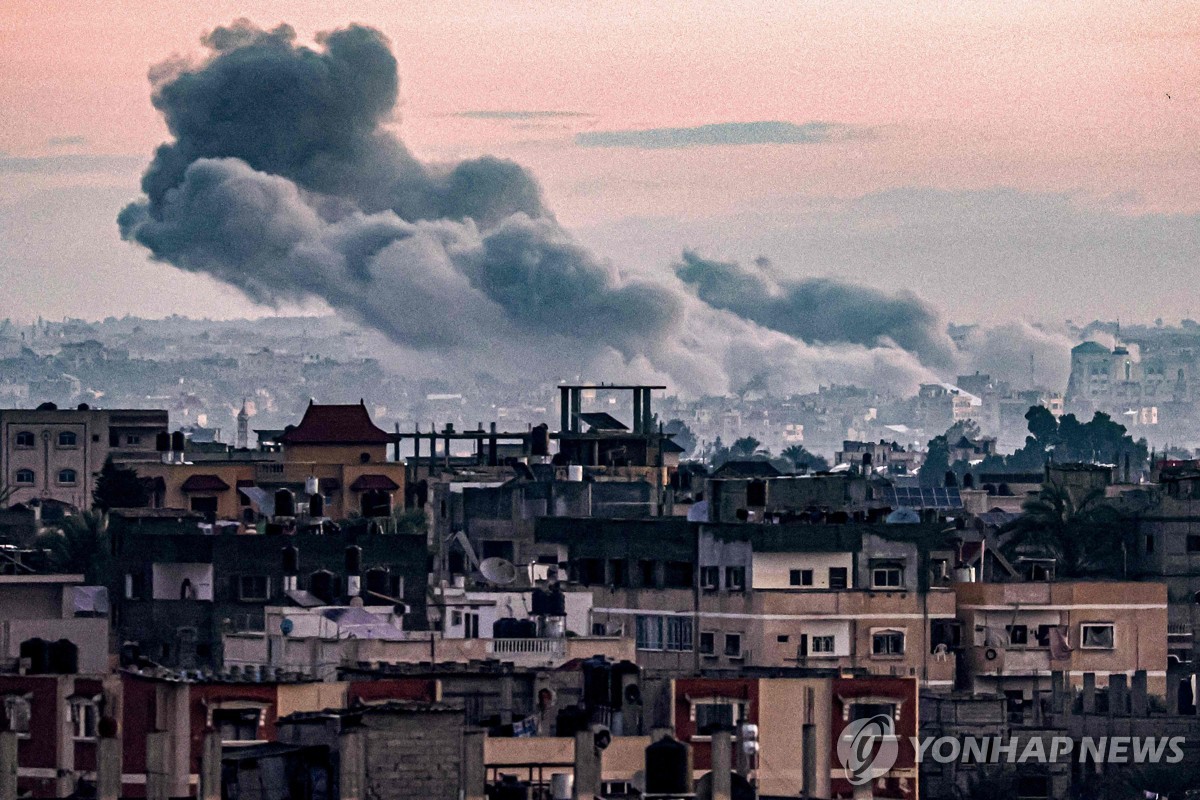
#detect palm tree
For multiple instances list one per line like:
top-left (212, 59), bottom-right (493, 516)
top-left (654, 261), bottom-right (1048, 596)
top-left (1000, 482), bottom-right (1132, 578)
top-left (730, 436), bottom-right (763, 458)
top-left (36, 510), bottom-right (110, 583)
top-left (780, 444), bottom-right (829, 473)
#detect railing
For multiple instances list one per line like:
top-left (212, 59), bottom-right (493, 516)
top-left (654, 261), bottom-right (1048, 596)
top-left (1168, 623), bottom-right (1193, 637)
top-left (487, 638), bottom-right (567, 657)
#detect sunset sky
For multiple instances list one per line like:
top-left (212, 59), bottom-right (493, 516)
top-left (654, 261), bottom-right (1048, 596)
top-left (3, 1), bottom-right (1199, 326)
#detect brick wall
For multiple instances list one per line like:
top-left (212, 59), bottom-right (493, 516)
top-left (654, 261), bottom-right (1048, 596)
top-left (364, 710), bottom-right (464, 800)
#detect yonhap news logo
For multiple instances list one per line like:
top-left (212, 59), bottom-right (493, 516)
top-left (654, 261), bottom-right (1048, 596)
top-left (836, 728), bottom-right (1186, 782)
top-left (837, 714), bottom-right (900, 785)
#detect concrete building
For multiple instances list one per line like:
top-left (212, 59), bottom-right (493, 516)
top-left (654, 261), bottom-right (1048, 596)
top-left (1, 406), bottom-right (167, 510)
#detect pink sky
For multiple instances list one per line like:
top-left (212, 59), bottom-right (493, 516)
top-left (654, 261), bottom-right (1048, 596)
top-left (1, 1), bottom-right (1199, 323)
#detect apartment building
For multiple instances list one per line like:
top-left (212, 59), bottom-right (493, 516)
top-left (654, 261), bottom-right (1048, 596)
top-left (1, 406), bottom-right (167, 509)
top-left (953, 580), bottom-right (1168, 703)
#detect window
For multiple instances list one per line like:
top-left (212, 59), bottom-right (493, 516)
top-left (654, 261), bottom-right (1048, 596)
top-left (871, 561), bottom-right (904, 589)
top-left (126, 434), bottom-right (141, 446)
top-left (694, 701), bottom-right (741, 734)
top-left (237, 575), bottom-right (269, 602)
top-left (14, 431), bottom-right (34, 448)
top-left (700, 566), bottom-right (720, 590)
top-left (1007, 624), bottom-right (1029, 646)
top-left (57, 468), bottom-right (77, 485)
top-left (666, 617), bottom-right (693, 652)
top-left (811, 635), bottom-right (836, 654)
top-left (1081, 623), bottom-right (1115, 649)
top-left (1034, 625), bottom-right (1054, 648)
top-left (57, 431), bottom-right (77, 448)
top-left (1146, 534), bottom-right (1155, 555)
top-left (725, 566), bottom-right (746, 591)
top-left (69, 696), bottom-right (99, 740)
top-left (664, 561), bottom-right (693, 589)
top-left (190, 496), bottom-right (218, 515)
top-left (699, 631), bottom-right (716, 656)
top-left (639, 560), bottom-right (657, 588)
top-left (1189, 535), bottom-right (1200, 553)
top-left (829, 567), bottom-right (849, 589)
top-left (2, 695), bottom-right (30, 736)
top-left (14, 469), bottom-right (34, 485)
top-left (872, 629), bottom-right (905, 656)
top-left (636, 615), bottom-right (663, 650)
top-left (790, 569), bottom-right (814, 587)
top-left (724, 633), bottom-right (743, 658)
top-left (577, 558), bottom-right (604, 586)
top-left (212, 708), bottom-right (262, 742)
top-left (850, 702), bottom-right (896, 724)
top-left (609, 559), bottom-right (628, 587)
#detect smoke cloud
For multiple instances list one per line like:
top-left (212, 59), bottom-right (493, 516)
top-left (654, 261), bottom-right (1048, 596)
top-left (118, 20), bottom-right (979, 396)
top-left (675, 252), bottom-right (957, 369)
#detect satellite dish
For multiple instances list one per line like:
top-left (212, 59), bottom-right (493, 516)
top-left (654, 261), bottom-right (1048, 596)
top-left (480, 557), bottom-right (518, 585)
top-left (886, 507), bottom-right (921, 525)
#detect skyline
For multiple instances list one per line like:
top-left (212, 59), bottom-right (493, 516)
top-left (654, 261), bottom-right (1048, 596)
top-left (2, 2), bottom-right (1199, 334)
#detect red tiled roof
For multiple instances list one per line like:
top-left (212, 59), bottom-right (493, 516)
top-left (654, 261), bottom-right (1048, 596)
top-left (180, 474), bottom-right (231, 492)
top-left (349, 474), bottom-right (400, 492)
top-left (279, 401), bottom-right (391, 445)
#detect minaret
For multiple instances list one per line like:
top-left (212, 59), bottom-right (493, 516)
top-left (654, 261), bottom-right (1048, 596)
top-left (236, 399), bottom-right (249, 450)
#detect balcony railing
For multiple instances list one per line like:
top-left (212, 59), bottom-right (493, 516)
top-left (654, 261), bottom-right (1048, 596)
top-left (486, 638), bottom-right (567, 657)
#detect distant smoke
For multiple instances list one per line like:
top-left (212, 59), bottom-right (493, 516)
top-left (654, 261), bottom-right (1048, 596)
top-left (953, 321), bottom-right (1074, 390)
top-left (675, 252), bottom-right (957, 369)
top-left (119, 20), bottom-right (958, 395)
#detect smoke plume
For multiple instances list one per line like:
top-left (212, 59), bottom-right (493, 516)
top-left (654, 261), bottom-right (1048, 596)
top-left (119, 20), bottom-right (983, 396)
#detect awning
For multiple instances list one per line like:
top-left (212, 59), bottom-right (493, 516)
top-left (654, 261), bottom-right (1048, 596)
top-left (349, 475), bottom-right (399, 492)
top-left (238, 486), bottom-right (274, 515)
top-left (180, 474), bottom-right (231, 492)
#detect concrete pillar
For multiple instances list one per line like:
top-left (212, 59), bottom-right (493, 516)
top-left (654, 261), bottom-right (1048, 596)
top-left (1050, 671), bottom-right (1066, 715)
top-left (146, 730), bottom-right (170, 800)
top-left (735, 726), bottom-right (751, 778)
top-left (642, 389), bottom-right (653, 438)
top-left (339, 727), bottom-right (366, 800)
top-left (499, 675), bottom-right (514, 726)
top-left (710, 730), bottom-right (732, 800)
top-left (199, 729), bottom-right (222, 800)
top-left (0, 730), bottom-right (17, 800)
top-left (463, 729), bottom-right (486, 800)
top-left (1131, 670), bottom-right (1149, 717)
top-left (1082, 673), bottom-right (1096, 715)
top-left (1110, 674), bottom-right (1128, 716)
top-left (572, 731), bottom-right (601, 800)
top-left (632, 390), bottom-right (643, 435)
top-left (96, 734), bottom-right (122, 800)
top-left (1167, 672), bottom-right (1181, 715)
top-left (560, 388), bottom-right (571, 433)
top-left (55, 677), bottom-right (74, 799)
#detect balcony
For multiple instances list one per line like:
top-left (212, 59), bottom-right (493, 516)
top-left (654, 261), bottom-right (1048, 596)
top-left (487, 638), bottom-right (566, 657)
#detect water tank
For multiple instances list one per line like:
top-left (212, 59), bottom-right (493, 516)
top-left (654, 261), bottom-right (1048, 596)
top-left (540, 616), bottom-right (565, 638)
top-left (493, 618), bottom-right (519, 638)
top-left (365, 567), bottom-right (389, 598)
top-left (309, 493), bottom-right (324, 517)
top-left (492, 775), bottom-right (528, 800)
top-left (532, 588), bottom-right (566, 616)
top-left (550, 773), bottom-right (573, 800)
top-left (566, 464), bottom-right (583, 482)
top-left (953, 566), bottom-right (976, 583)
top-left (963, 473), bottom-right (975, 489)
top-left (274, 489), bottom-right (295, 517)
top-left (514, 619), bottom-right (537, 638)
top-left (645, 736), bottom-right (690, 795)
top-left (19, 638), bottom-right (49, 674)
top-left (171, 431), bottom-right (185, 452)
top-left (281, 545), bottom-right (299, 575)
top-left (48, 639), bottom-right (78, 675)
top-left (345, 545), bottom-right (362, 575)
top-left (305, 476), bottom-right (320, 496)
top-left (309, 569), bottom-right (336, 603)
top-left (531, 424), bottom-right (550, 457)
top-left (155, 432), bottom-right (171, 452)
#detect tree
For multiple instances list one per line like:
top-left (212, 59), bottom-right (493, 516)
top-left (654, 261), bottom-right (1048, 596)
top-left (780, 445), bottom-right (829, 473)
top-left (704, 437), bottom-right (732, 470)
top-left (36, 511), bottom-right (110, 582)
top-left (730, 436), bottom-right (762, 458)
top-left (1000, 482), bottom-right (1133, 578)
top-left (92, 457), bottom-right (148, 511)
top-left (663, 419), bottom-right (697, 457)
top-left (919, 435), bottom-right (950, 487)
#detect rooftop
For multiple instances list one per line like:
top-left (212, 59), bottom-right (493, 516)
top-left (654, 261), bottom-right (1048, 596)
top-left (279, 401), bottom-right (391, 446)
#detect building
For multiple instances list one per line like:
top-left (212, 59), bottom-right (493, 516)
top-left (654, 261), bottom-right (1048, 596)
top-left (1, 406), bottom-right (168, 510)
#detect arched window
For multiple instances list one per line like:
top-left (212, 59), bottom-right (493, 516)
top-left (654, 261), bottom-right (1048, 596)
top-left (14, 469), bottom-right (34, 485)
top-left (14, 432), bottom-right (34, 448)
top-left (57, 431), bottom-right (77, 447)
top-left (57, 469), bottom-right (77, 484)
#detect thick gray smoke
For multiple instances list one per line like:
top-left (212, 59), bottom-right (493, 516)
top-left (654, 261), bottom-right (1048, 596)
top-left (675, 252), bottom-right (957, 369)
top-left (118, 21), bottom-right (974, 396)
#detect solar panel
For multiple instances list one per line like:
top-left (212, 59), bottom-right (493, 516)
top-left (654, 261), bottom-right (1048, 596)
top-left (881, 486), bottom-right (962, 509)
